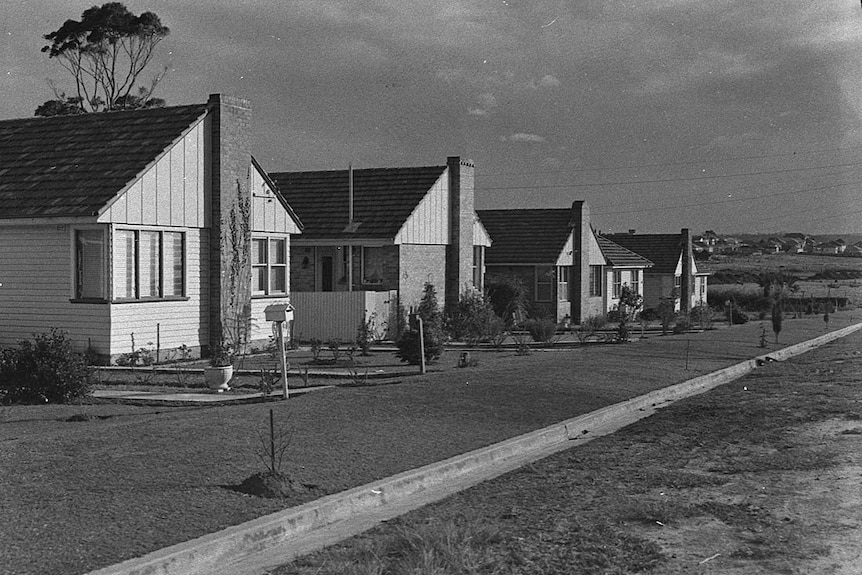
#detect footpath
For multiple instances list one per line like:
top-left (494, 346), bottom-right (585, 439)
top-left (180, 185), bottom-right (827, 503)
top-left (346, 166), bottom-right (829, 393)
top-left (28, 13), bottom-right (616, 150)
top-left (87, 311), bottom-right (862, 575)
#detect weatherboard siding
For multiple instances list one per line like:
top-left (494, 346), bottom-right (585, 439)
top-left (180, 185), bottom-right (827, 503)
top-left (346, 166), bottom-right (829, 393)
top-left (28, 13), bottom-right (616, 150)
top-left (108, 229), bottom-right (209, 356)
top-left (394, 174), bottom-right (449, 245)
top-left (251, 166), bottom-right (301, 235)
top-left (0, 225), bottom-right (110, 352)
top-left (98, 120), bottom-right (206, 228)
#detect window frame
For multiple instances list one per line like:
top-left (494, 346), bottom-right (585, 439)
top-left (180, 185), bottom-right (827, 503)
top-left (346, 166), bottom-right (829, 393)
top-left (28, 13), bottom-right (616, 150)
top-left (111, 228), bottom-right (186, 302)
top-left (630, 269), bottom-right (640, 294)
top-left (612, 270), bottom-right (623, 298)
top-left (556, 266), bottom-right (570, 302)
top-left (252, 235), bottom-right (288, 297)
top-left (361, 246), bottom-right (385, 285)
top-left (589, 265), bottom-right (602, 297)
top-left (535, 265), bottom-right (554, 302)
top-left (72, 227), bottom-right (108, 302)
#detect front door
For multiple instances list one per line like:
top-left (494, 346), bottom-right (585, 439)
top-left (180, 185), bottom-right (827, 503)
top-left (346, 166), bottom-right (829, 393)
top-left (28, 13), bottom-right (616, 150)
top-left (321, 256), bottom-right (334, 292)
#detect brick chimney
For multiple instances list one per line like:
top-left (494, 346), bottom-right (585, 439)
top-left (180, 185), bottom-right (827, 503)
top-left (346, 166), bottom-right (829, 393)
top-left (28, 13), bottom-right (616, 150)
top-left (207, 94), bottom-right (253, 352)
top-left (445, 156), bottom-right (475, 311)
top-left (680, 227), bottom-right (693, 315)
top-left (569, 200), bottom-right (592, 324)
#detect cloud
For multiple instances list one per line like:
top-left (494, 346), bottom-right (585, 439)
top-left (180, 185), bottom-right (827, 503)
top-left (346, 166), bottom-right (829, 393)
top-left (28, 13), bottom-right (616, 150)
top-left (469, 92), bottom-right (498, 116)
top-left (528, 74), bottom-right (561, 89)
top-left (502, 133), bottom-right (546, 143)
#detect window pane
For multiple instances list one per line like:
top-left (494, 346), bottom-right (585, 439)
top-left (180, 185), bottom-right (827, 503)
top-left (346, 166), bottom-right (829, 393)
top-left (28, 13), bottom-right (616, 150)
top-left (252, 239), bottom-right (268, 265)
top-left (363, 247), bottom-right (384, 284)
top-left (163, 232), bottom-right (184, 297)
top-left (113, 230), bottom-right (136, 299)
top-left (253, 266), bottom-right (268, 293)
top-left (270, 239), bottom-right (286, 264)
top-left (138, 232), bottom-right (160, 297)
top-left (271, 266), bottom-right (286, 293)
top-left (77, 230), bottom-right (105, 299)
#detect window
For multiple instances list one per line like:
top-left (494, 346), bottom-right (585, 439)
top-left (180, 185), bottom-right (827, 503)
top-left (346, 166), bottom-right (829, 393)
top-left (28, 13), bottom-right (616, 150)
top-left (472, 246), bottom-right (484, 289)
top-left (75, 229), bottom-right (106, 300)
top-left (113, 229), bottom-right (184, 300)
top-left (589, 265), bottom-right (602, 297)
top-left (630, 269), bottom-right (640, 294)
top-left (557, 266), bottom-right (569, 301)
top-left (613, 270), bottom-right (623, 298)
top-left (535, 265), bottom-right (553, 302)
top-left (362, 246), bottom-right (384, 284)
top-left (674, 275), bottom-right (682, 289)
top-left (252, 237), bottom-right (287, 296)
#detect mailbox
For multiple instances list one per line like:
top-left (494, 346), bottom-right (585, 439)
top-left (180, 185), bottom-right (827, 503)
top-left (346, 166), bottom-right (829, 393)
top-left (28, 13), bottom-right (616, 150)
top-left (264, 303), bottom-right (294, 323)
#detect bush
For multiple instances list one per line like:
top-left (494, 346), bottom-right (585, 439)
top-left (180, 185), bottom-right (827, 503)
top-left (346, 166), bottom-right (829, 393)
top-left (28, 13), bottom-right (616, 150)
top-left (397, 283), bottom-right (445, 365)
top-left (580, 314), bottom-right (608, 332)
top-left (446, 287), bottom-right (497, 345)
top-left (485, 275), bottom-right (527, 325)
top-left (524, 318), bottom-right (558, 343)
top-left (0, 329), bottom-right (92, 404)
top-left (672, 318), bottom-right (692, 334)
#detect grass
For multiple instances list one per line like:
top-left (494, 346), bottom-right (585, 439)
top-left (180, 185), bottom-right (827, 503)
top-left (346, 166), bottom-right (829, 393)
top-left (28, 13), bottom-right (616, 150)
top-left (275, 327), bottom-right (862, 575)
top-left (2, 311), bottom-right (861, 575)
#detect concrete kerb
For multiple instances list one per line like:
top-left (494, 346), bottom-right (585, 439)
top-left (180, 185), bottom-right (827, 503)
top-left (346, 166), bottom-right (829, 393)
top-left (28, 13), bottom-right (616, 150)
top-left (86, 322), bottom-right (862, 575)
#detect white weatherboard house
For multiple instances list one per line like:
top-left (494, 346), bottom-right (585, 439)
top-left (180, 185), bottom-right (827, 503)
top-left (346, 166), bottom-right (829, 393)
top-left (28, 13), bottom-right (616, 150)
top-left (0, 94), bottom-right (302, 363)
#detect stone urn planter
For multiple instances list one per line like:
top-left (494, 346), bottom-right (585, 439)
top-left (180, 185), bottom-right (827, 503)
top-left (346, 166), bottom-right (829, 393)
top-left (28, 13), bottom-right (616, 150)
top-left (204, 365), bottom-right (234, 392)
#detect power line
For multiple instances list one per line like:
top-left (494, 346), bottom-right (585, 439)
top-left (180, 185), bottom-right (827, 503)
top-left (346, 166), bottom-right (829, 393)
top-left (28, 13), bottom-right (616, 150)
top-left (591, 178), bottom-right (862, 217)
top-left (475, 143), bottom-right (862, 177)
top-left (476, 160), bottom-right (862, 190)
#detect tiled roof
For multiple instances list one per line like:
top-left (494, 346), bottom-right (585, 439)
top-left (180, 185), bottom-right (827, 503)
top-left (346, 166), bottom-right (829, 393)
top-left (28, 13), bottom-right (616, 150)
top-left (596, 235), bottom-right (653, 268)
top-left (478, 208), bottom-right (574, 264)
top-left (0, 104), bottom-right (208, 219)
top-left (269, 166), bottom-right (446, 240)
top-left (602, 233), bottom-right (682, 274)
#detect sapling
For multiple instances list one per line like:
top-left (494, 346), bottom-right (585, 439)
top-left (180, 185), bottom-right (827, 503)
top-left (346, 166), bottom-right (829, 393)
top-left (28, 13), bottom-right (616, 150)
top-left (771, 304), bottom-right (782, 343)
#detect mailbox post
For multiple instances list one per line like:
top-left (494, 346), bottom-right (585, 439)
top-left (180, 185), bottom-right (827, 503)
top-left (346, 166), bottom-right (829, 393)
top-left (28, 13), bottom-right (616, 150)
top-left (264, 303), bottom-right (294, 399)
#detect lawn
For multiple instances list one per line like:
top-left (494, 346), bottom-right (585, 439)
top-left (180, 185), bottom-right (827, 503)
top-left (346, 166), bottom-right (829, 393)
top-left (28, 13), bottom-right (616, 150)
top-left (275, 324), bottom-right (862, 574)
top-left (2, 311), bottom-right (861, 575)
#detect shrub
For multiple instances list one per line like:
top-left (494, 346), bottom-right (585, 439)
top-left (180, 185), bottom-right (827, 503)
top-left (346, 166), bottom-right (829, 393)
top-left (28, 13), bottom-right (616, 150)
top-left (397, 283), bottom-right (445, 365)
top-left (355, 317), bottom-right (373, 356)
top-left (485, 274), bottom-right (527, 325)
top-left (672, 317), bottom-right (692, 334)
top-left (446, 287), bottom-right (497, 345)
top-left (581, 314), bottom-right (608, 332)
top-left (0, 329), bottom-right (92, 404)
top-left (524, 318), bottom-right (558, 343)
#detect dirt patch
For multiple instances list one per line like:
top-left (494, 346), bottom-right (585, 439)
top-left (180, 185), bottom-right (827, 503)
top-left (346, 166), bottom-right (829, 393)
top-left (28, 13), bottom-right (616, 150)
top-left (230, 472), bottom-right (322, 500)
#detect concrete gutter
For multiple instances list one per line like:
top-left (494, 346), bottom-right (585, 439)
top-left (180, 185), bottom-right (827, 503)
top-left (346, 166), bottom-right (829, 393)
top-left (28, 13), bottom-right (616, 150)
top-left (86, 322), bottom-right (862, 575)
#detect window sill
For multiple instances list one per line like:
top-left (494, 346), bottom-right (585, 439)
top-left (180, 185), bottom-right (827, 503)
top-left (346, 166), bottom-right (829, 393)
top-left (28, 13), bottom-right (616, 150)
top-left (252, 294), bottom-right (289, 299)
top-left (69, 298), bottom-right (109, 304)
top-left (110, 297), bottom-right (190, 304)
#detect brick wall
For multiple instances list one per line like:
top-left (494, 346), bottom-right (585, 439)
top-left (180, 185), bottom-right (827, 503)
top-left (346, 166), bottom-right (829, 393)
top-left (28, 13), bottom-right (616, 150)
top-left (399, 244), bottom-right (447, 311)
top-left (207, 94), bottom-right (252, 350)
top-left (291, 245), bottom-right (316, 291)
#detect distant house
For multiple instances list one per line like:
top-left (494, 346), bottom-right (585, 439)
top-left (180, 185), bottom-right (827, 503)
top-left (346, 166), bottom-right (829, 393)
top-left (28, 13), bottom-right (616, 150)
top-left (269, 158), bottom-right (491, 341)
top-left (846, 242), bottom-right (862, 257)
top-left (813, 241), bottom-right (842, 255)
top-left (0, 94), bottom-right (302, 362)
top-left (478, 202), bottom-right (652, 324)
top-left (601, 229), bottom-right (708, 313)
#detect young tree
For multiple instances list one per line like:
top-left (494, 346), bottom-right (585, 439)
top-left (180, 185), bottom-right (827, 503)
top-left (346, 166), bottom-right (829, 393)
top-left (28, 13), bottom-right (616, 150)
top-left (397, 283), bottom-right (445, 365)
top-left (771, 302), bottom-right (783, 343)
top-left (38, 3), bottom-right (170, 115)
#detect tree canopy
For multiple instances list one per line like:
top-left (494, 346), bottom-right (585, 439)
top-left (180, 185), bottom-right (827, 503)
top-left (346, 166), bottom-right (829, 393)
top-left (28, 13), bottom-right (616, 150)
top-left (37, 3), bottom-right (169, 116)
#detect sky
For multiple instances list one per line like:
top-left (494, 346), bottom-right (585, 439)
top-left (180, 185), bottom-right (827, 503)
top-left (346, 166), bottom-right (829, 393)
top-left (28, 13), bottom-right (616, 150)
top-left (3, 0), bottom-right (862, 234)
